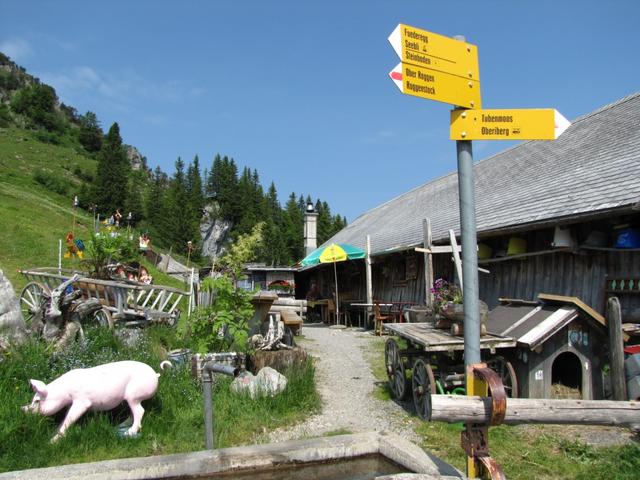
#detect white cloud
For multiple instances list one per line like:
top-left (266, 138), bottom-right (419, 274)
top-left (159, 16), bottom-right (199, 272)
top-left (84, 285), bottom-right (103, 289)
top-left (363, 129), bottom-right (398, 144)
top-left (41, 65), bottom-right (205, 105)
top-left (0, 38), bottom-right (33, 61)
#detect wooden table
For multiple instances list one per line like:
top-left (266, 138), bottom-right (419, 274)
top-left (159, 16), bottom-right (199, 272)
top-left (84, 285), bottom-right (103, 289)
top-left (307, 299), bottom-right (330, 323)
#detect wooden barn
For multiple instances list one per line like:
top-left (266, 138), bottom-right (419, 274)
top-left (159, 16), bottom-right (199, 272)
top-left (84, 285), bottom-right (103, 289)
top-left (297, 93), bottom-right (640, 332)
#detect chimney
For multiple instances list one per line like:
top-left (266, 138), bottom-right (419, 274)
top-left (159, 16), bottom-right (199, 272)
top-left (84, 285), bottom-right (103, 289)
top-left (303, 202), bottom-right (319, 256)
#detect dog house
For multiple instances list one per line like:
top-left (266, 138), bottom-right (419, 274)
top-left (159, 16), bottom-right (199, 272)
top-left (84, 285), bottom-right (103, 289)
top-left (487, 294), bottom-right (609, 399)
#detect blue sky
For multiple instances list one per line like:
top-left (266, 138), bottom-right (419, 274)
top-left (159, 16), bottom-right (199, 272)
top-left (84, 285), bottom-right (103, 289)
top-left (2, 1), bottom-right (639, 222)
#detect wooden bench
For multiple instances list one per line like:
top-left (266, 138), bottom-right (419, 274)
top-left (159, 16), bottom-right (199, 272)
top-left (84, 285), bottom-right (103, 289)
top-left (280, 309), bottom-right (303, 335)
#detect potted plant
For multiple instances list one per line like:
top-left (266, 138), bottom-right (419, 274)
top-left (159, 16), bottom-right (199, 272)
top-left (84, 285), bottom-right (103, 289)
top-left (431, 278), bottom-right (488, 335)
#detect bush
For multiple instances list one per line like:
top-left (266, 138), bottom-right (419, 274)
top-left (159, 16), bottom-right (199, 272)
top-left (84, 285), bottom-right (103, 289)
top-left (81, 231), bottom-right (140, 279)
top-left (186, 275), bottom-right (253, 353)
top-left (32, 170), bottom-right (68, 195)
top-left (73, 165), bottom-right (94, 182)
top-left (34, 129), bottom-right (62, 144)
top-left (0, 104), bottom-right (12, 127)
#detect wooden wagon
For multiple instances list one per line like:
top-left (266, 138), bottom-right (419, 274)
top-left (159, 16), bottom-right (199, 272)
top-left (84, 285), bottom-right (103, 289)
top-left (19, 267), bottom-right (193, 329)
top-left (383, 322), bottom-right (517, 420)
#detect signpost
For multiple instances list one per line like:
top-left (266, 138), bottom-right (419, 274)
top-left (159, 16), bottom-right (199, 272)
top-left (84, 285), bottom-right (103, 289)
top-left (450, 108), bottom-right (571, 140)
top-left (389, 62), bottom-right (482, 109)
top-left (388, 23), bottom-right (481, 108)
top-left (387, 24), bottom-right (571, 478)
top-left (388, 24), bottom-right (480, 81)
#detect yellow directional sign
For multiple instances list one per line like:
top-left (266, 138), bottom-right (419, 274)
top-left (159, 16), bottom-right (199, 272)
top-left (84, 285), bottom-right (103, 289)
top-left (390, 62), bottom-right (482, 109)
top-left (450, 108), bottom-right (571, 140)
top-left (388, 24), bottom-right (480, 82)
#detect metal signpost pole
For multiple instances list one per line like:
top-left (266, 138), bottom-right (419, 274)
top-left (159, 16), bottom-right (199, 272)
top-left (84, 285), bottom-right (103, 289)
top-left (456, 137), bottom-right (481, 366)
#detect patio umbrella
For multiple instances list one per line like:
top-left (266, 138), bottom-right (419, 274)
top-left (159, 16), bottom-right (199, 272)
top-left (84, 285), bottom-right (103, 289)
top-left (300, 243), bottom-right (365, 325)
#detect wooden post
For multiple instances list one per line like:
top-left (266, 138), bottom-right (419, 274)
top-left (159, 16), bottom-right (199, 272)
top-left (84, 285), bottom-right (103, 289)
top-left (430, 395), bottom-right (640, 427)
top-left (607, 296), bottom-right (627, 401)
top-left (422, 219), bottom-right (434, 308)
top-left (164, 246), bottom-right (173, 273)
top-left (449, 229), bottom-right (463, 292)
top-left (366, 235), bottom-right (373, 321)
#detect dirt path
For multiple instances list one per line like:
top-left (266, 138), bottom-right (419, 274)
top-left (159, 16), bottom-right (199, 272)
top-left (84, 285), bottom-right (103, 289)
top-left (269, 324), bottom-right (421, 443)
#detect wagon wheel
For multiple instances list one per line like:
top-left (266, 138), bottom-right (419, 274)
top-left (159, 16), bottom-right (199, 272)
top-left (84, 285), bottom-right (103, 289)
top-left (385, 338), bottom-right (409, 400)
top-left (19, 282), bottom-right (49, 330)
top-left (92, 308), bottom-right (114, 329)
top-left (487, 356), bottom-right (518, 398)
top-left (412, 358), bottom-right (436, 420)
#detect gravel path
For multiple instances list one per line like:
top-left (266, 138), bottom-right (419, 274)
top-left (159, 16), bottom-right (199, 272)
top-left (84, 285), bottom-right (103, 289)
top-left (269, 323), bottom-right (421, 443)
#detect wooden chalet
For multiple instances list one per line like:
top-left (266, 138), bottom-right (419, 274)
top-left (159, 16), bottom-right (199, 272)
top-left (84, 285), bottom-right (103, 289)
top-left (298, 93), bottom-right (640, 329)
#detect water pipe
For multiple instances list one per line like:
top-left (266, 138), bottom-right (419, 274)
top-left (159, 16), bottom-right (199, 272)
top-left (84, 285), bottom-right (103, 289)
top-left (202, 362), bottom-right (239, 449)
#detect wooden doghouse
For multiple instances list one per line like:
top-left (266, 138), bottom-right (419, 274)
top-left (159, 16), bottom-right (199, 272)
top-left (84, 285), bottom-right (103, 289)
top-left (487, 294), bottom-right (608, 399)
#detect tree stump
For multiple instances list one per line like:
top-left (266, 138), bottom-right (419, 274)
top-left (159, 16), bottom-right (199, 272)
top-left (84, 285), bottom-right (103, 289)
top-left (249, 347), bottom-right (308, 374)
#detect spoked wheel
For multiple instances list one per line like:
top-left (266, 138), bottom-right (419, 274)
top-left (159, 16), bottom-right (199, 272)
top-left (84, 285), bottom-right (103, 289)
top-left (412, 358), bottom-right (436, 420)
top-left (92, 308), bottom-right (114, 329)
top-left (385, 338), bottom-right (409, 400)
top-left (19, 282), bottom-right (49, 329)
top-left (487, 356), bottom-right (519, 398)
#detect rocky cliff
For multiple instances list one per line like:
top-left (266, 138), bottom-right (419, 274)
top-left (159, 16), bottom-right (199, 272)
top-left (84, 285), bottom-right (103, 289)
top-left (200, 204), bottom-right (232, 259)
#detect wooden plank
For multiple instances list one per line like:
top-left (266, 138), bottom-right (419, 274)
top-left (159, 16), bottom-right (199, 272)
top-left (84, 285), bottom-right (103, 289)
top-left (415, 246), bottom-right (462, 254)
top-left (538, 293), bottom-right (605, 327)
top-left (478, 247), bottom-right (572, 264)
top-left (449, 230), bottom-right (463, 292)
top-left (384, 323), bottom-right (516, 351)
top-left (430, 395), bottom-right (640, 427)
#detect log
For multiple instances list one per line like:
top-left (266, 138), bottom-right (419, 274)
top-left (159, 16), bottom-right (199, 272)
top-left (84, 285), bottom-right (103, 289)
top-left (249, 347), bottom-right (308, 374)
top-left (429, 395), bottom-right (640, 427)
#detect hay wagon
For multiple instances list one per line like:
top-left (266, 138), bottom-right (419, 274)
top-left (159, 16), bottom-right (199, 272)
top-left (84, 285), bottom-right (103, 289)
top-left (383, 322), bottom-right (517, 420)
top-left (19, 267), bottom-right (193, 329)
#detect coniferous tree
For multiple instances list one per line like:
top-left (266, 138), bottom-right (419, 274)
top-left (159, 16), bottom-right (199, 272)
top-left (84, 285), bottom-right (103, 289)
top-left (187, 155), bottom-right (204, 221)
top-left (94, 122), bottom-right (129, 216)
top-left (206, 154), bottom-right (222, 197)
top-left (260, 182), bottom-right (288, 265)
top-left (283, 192), bottom-right (304, 262)
top-left (78, 111), bottom-right (103, 153)
top-left (316, 200), bottom-right (333, 246)
top-left (146, 166), bottom-right (167, 231)
top-left (163, 158), bottom-right (198, 255)
top-left (125, 169), bottom-right (146, 227)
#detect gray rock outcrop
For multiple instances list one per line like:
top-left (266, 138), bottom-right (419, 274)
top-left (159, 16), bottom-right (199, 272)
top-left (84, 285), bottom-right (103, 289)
top-left (125, 145), bottom-right (147, 171)
top-left (200, 204), bottom-right (232, 260)
top-left (0, 269), bottom-right (26, 350)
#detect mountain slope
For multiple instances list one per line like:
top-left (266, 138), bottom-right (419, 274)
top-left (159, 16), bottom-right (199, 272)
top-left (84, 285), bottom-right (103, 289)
top-left (0, 127), bottom-right (96, 291)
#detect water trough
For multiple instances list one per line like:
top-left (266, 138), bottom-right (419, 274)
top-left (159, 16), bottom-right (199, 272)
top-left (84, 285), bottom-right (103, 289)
top-left (0, 431), bottom-right (463, 480)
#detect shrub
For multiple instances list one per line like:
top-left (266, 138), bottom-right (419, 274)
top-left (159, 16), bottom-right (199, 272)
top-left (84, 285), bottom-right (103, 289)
top-left (81, 231), bottom-right (140, 278)
top-left (32, 170), bottom-right (68, 195)
top-left (186, 275), bottom-right (253, 353)
top-left (0, 104), bottom-right (12, 127)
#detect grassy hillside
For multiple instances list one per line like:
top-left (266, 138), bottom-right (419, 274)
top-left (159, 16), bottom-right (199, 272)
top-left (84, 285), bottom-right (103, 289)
top-left (0, 127), bottom-right (97, 291)
top-left (0, 127), bottom-right (188, 294)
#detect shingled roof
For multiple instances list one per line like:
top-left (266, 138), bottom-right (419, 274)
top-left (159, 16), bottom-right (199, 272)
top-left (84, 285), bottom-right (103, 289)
top-left (328, 92), bottom-right (640, 256)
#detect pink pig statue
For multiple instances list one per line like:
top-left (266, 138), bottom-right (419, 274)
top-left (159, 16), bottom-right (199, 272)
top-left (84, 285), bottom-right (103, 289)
top-left (23, 360), bottom-right (162, 442)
